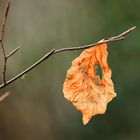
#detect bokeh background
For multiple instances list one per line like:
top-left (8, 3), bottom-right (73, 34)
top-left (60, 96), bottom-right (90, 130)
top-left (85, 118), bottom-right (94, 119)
top-left (0, 0), bottom-right (139, 140)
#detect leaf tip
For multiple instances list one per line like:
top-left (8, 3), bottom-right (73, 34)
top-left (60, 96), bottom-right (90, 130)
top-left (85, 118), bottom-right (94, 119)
top-left (82, 113), bottom-right (92, 125)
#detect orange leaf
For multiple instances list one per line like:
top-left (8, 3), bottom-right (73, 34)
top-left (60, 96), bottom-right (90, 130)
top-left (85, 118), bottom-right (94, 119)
top-left (63, 43), bottom-right (116, 125)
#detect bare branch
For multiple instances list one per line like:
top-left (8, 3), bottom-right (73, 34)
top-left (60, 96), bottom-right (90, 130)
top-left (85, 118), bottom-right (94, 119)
top-left (0, 0), bottom-right (11, 41)
top-left (0, 49), bottom-right (55, 89)
top-left (0, 26), bottom-right (136, 90)
top-left (54, 26), bottom-right (136, 53)
top-left (0, 41), bottom-right (7, 85)
top-left (0, 0), bottom-right (11, 86)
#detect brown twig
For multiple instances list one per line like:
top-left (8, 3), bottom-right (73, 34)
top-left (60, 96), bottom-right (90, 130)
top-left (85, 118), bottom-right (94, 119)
top-left (6, 47), bottom-right (20, 58)
top-left (0, 26), bottom-right (136, 90)
top-left (0, 0), bottom-right (11, 85)
top-left (0, 49), bottom-right (55, 89)
top-left (0, 92), bottom-right (10, 102)
top-left (0, 0), bottom-right (11, 41)
top-left (0, 41), bottom-right (7, 85)
top-left (54, 26), bottom-right (136, 53)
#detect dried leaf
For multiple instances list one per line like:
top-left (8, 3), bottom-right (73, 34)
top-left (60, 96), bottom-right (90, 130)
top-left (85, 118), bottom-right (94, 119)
top-left (63, 43), bottom-right (116, 125)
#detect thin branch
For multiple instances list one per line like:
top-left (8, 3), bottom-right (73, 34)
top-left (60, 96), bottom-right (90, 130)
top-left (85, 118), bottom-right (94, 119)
top-left (0, 41), bottom-right (7, 85)
top-left (0, 26), bottom-right (136, 90)
top-left (54, 26), bottom-right (136, 53)
top-left (6, 47), bottom-right (20, 58)
top-left (0, 49), bottom-right (55, 89)
top-left (0, 0), bottom-right (11, 41)
top-left (0, 0), bottom-right (11, 86)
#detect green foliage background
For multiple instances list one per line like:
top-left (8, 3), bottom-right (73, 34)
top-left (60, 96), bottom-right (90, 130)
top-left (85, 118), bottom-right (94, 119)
top-left (0, 0), bottom-right (140, 140)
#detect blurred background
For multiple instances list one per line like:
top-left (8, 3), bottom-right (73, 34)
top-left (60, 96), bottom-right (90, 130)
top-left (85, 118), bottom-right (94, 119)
top-left (0, 0), bottom-right (139, 140)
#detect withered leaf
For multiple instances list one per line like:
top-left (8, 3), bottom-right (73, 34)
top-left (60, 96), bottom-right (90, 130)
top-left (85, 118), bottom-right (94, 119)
top-left (63, 43), bottom-right (116, 125)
